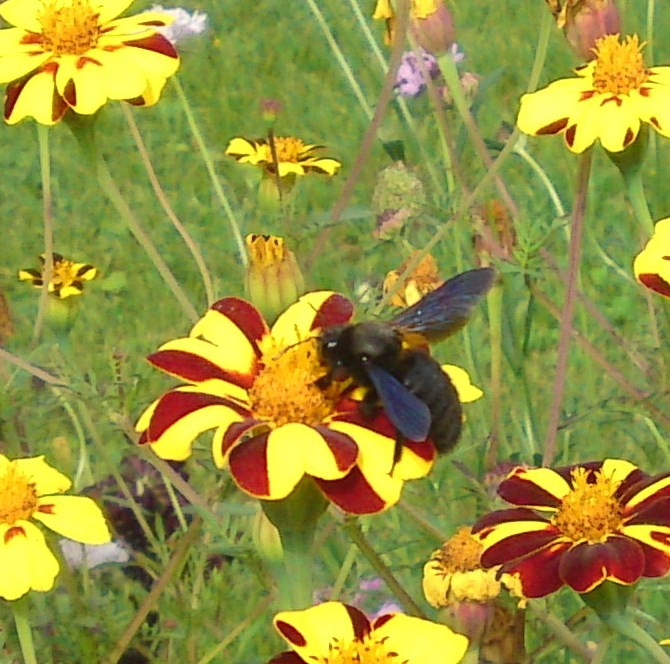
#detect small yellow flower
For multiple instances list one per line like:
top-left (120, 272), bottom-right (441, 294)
top-left (0, 454), bottom-right (110, 600)
top-left (517, 34), bottom-right (670, 153)
top-left (383, 253), bottom-right (442, 307)
top-left (633, 217), bottom-right (670, 299)
top-left (18, 252), bottom-right (97, 299)
top-left (225, 136), bottom-right (341, 178)
top-left (0, 0), bottom-right (180, 125)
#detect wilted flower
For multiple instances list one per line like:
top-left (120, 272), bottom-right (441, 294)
top-left (145, 5), bottom-right (208, 45)
top-left (136, 292), bottom-right (440, 514)
top-left (225, 136), bottom-right (341, 178)
top-left (269, 601), bottom-right (469, 664)
top-left (0, 0), bottom-right (180, 125)
top-left (18, 252), bottom-right (97, 299)
top-left (0, 454), bottom-right (110, 600)
top-left (633, 217), bottom-right (670, 298)
top-left (517, 34), bottom-right (670, 153)
top-left (383, 252), bottom-right (442, 307)
top-left (473, 459), bottom-right (670, 598)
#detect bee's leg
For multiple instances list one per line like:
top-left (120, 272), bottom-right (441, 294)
top-left (392, 435), bottom-right (405, 468)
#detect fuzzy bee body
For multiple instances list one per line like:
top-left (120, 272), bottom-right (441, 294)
top-left (318, 267), bottom-right (494, 456)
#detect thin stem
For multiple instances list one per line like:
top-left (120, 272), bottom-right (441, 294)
top-left (277, 525), bottom-right (317, 609)
top-left (12, 598), bottom-right (38, 664)
top-left (121, 105), bottom-right (215, 306)
top-left (34, 124), bottom-right (53, 343)
top-left (526, 602), bottom-right (594, 662)
top-left (526, 9), bottom-right (553, 94)
top-left (602, 612), bottom-right (670, 663)
top-left (0, 347), bottom-right (63, 385)
top-left (343, 516), bottom-right (425, 618)
top-left (304, 0), bottom-right (373, 120)
top-left (171, 77), bottom-right (247, 266)
top-left (485, 280), bottom-right (504, 469)
top-left (543, 148), bottom-right (592, 465)
top-left (623, 168), bottom-right (655, 235)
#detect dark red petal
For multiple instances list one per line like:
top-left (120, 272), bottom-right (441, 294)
top-left (315, 468), bottom-right (387, 515)
top-left (228, 432), bottom-right (271, 496)
top-left (558, 537), bottom-right (644, 592)
top-left (147, 349), bottom-right (256, 389)
top-left (639, 273), bottom-right (670, 298)
top-left (310, 293), bottom-right (354, 331)
top-left (473, 507), bottom-right (549, 533)
top-left (314, 426), bottom-right (358, 471)
top-left (614, 468), bottom-right (651, 502)
top-left (332, 399), bottom-right (397, 440)
top-left (480, 530), bottom-right (561, 569)
top-left (220, 418), bottom-right (267, 457)
top-left (623, 474), bottom-right (670, 514)
top-left (401, 438), bottom-right (436, 462)
top-left (267, 652), bottom-right (305, 664)
top-left (498, 473), bottom-right (563, 509)
top-left (274, 620), bottom-right (307, 647)
top-left (122, 33), bottom-right (178, 59)
top-left (637, 540), bottom-right (670, 578)
top-left (210, 297), bottom-right (269, 352)
top-left (500, 542), bottom-right (567, 598)
top-left (343, 604), bottom-right (372, 639)
top-left (143, 391), bottom-right (248, 442)
top-left (626, 496), bottom-right (670, 528)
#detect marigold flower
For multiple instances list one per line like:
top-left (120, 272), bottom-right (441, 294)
top-left (472, 459), bottom-right (670, 598)
top-left (0, 454), bottom-right (110, 600)
top-left (225, 136), bottom-right (341, 178)
top-left (136, 292), bottom-right (441, 514)
top-left (269, 601), bottom-right (468, 664)
top-left (633, 217), bottom-right (670, 299)
top-left (0, 0), bottom-right (179, 125)
top-left (18, 252), bottom-right (97, 299)
top-left (517, 34), bottom-right (670, 153)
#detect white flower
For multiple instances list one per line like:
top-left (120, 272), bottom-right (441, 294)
top-left (146, 5), bottom-right (208, 45)
top-left (60, 539), bottom-right (130, 570)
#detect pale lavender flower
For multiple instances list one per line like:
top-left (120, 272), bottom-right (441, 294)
top-left (146, 5), bottom-right (208, 45)
top-left (395, 45), bottom-right (466, 98)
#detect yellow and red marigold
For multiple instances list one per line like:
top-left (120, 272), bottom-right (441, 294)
top-left (136, 292), bottom-right (444, 515)
top-left (634, 217), bottom-right (670, 299)
top-left (0, 0), bottom-right (180, 125)
top-left (268, 601), bottom-right (468, 664)
top-left (472, 459), bottom-right (670, 598)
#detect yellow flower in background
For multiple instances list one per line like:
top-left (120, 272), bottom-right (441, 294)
top-left (19, 252), bottom-right (97, 299)
top-left (0, 0), bottom-right (180, 125)
top-left (225, 136), bottom-right (341, 178)
top-left (0, 454), bottom-right (110, 600)
top-left (634, 217), bottom-right (670, 298)
top-left (517, 34), bottom-right (670, 153)
top-left (271, 601), bottom-right (469, 664)
top-left (383, 253), bottom-right (442, 308)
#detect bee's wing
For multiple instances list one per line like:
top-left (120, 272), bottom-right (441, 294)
top-left (365, 363), bottom-right (431, 441)
top-left (390, 267), bottom-right (495, 342)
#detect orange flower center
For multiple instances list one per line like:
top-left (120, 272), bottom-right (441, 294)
top-left (39, 0), bottom-right (101, 56)
top-left (591, 34), bottom-right (649, 95)
top-left (552, 468), bottom-right (624, 543)
top-left (313, 632), bottom-right (392, 663)
top-left (0, 463), bottom-right (38, 525)
top-left (260, 137), bottom-right (307, 164)
top-left (437, 526), bottom-right (483, 573)
top-left (248, 338), bottom-right (339, 428)
top-left (49, 257), bottom-right (82, 290)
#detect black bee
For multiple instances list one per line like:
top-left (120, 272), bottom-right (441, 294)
top-left (318, 267), bottom-right (495, 457)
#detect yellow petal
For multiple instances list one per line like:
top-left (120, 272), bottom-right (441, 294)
top-left (33, 495), bottom-right (111, 544)
top-left (373, 614), bottom-right (468, 664)
top-left (0, 0), bottom-right (43, 32)
top-left (442, 364), bottom-right (483, 403)
top-left (271, 291), bottom-right (340, 346)
top-left (0, 521), bottom-right (59, 600)
top-left (15, 455), bottom-right (71, 495)
top-left (5, 69), bottom-right (61, 125)
top-left (274, 602), bottom-right (358, 658)
top-left (98, 0), bottom-right (136, 25)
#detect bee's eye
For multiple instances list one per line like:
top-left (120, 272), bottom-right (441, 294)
top-left (360, 354), bottom-right (369, 363)
top-left (326, 340), bottom-right (338, 349)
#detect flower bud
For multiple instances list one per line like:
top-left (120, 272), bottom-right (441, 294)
top-left (554, 0), bottom-right (621, 61)
top-left (244, 234), bottom-right (306, 323)
top-left (411, 0), bottom-right (455, 55)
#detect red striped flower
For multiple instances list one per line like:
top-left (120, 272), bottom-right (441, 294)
top-left (634, 217), bottom-right (670, 298)
top-left (472, 459), bottom-right (670, 598)
top-left (269, 601), bottom-right (468, 664)
top-left (136, 292), bottom-right (437, 514)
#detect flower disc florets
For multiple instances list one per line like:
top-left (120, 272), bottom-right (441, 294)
top-left (39, 0), bottom-right (100, 55)
top-left (591, 34), bottom-right (649, 94)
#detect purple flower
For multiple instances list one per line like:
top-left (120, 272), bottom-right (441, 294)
top-left (395, 45), bottom-right (465, 98)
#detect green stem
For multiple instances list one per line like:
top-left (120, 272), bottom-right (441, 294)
top-left (485, 279), bottom-right (504, 469)
top-left (66, 115), bottom-right (199, 323)
top-left (121, 104), bottom-right (215, 305)
top-left (526, 9), bottom-right (553, 94)
top-left (34, 124), bottom-right (53, 344)
top-left (12, 598), bottom-right (38, 664)
top-left (543, 149), bottom-right (592, 466)
top-left (602, 612), bottom-right (670, 663)
top-left (261, 479), bottom-right (327, 609)
top-left (622, 168), bottom-right (655, 235)
top-left (171, 77), bottom-right (247, 267)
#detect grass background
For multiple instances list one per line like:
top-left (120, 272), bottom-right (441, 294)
top-left (2, 0), bottom-right (670, 661)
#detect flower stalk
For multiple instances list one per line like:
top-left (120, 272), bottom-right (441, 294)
top-left (12, 598), bottom-right (38, 664)
top-left (65, 114), bottom-right (199, 323)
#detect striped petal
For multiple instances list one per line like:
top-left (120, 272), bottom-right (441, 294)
top-left (498, 467), bottom-right (571, 509)
top-left (499, 540), bottom-right (569, 598)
